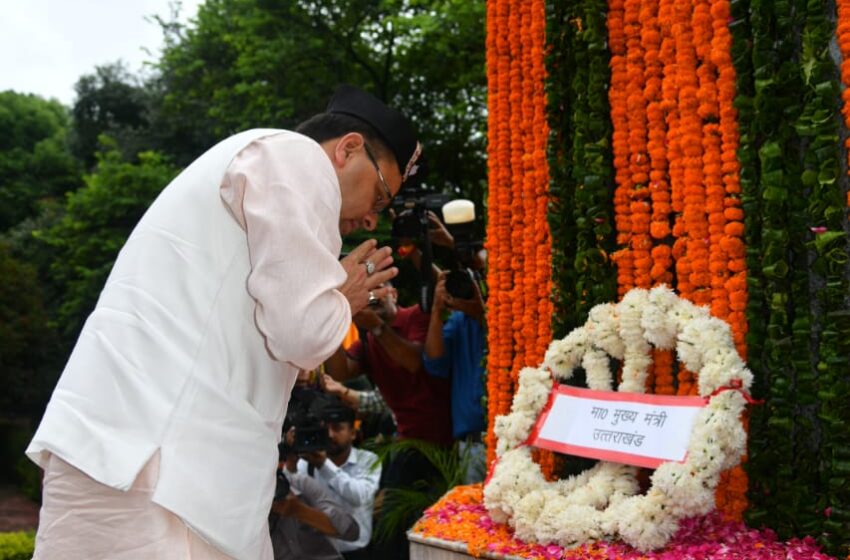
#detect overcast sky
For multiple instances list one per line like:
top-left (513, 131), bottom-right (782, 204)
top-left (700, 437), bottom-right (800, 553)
top-left (0, 0), bottom-right (203, 106)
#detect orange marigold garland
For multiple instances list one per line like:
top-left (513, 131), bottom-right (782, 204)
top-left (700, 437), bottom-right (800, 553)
top-left (642, 0), bottom-right (675, 394)
top-left (484, 0), bottom-right (513, 466)
top-left (840, 0), bottom-right (850, 211)
top-left (609, 0), bottom-right (633, 296)
top-left (708, 0), bottom-right (749, 520)
top-left (625, 0), bottom-right (651, 293)
top-left (529, 0), bottom-right (556, 478)
top-left (484, 0), bottom-right (552, 476)
top-left (608, 0), bottom-right (750, 518)
top-left (508, 0), bottom-right (525, 384)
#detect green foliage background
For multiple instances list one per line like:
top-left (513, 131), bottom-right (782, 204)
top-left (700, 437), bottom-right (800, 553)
top-left (729, 0), bottom-right (850, 553)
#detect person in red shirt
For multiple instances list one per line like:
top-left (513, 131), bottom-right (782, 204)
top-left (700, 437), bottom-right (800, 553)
top-left (324, 283), bottom-right (452, 448)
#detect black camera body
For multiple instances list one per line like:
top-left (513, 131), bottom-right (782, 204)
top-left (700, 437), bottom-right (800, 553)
top-left (280, 386), bottom-right (334, 457)
top-left (274, 468), bottom-right (291, 501)
top-left (390, 192), bottom-right (484, 307)
top-left (390, 192), bottom-right (452, 240)
top-left (389, 192), bottom-right (452, 313)
top-left (445, 268), bottom-right (476, 300)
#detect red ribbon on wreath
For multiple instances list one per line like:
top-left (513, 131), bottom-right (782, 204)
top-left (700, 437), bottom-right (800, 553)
top-left (706, 378), bottom-right (763, 405)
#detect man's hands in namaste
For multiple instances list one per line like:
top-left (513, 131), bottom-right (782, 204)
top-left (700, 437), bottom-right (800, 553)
top-left (338, 239), bottom-right (397, 315)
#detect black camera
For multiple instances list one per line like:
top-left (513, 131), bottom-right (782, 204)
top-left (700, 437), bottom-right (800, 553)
top-left (389, 191), bottom-right (453, 313)
top-left (445, 269), bottom-right (476, 300)
top-left (280, 385), bottom-right (334, 457)
top-left (440, 200), bottom-right (482, 301)
top-left (390, 192), bottom-right (452, 240)
top-left (274, 468), bottom-right (291, 501)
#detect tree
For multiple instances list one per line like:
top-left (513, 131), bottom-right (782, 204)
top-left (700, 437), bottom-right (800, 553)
top-left (0, 91), bottom-right (82, 231)
top-left (150, 0), bottom-right (487, 203)
top-left (70, 63), bottom-right (152, 169)
top-left (0, 241), bottom-right (58, 418)
top-left (37, 137), bottom-right (179, 343)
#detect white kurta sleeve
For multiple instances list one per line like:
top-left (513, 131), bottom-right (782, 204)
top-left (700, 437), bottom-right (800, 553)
top-left (220, 132), bottom-right (351, 370)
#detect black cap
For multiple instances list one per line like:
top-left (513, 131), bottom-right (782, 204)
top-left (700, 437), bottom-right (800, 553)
top-left (326, 85), bottom-right (423, 185)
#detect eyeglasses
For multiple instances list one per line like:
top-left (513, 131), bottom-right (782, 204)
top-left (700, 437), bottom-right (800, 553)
top-left (364, 143), bottom-right (393, 212)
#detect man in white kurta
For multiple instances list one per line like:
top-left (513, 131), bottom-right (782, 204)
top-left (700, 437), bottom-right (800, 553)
top-left (26, 85), bottom-right (423, 560)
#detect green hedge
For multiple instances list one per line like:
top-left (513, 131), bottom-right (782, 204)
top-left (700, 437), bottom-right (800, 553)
top-left (0, 531), bottom-right (35, 560)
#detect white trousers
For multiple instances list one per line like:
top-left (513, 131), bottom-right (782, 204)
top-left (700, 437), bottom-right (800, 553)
top-left (33, 452), bottom-right (258, 560)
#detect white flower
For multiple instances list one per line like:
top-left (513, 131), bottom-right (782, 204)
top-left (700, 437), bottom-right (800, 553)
top-left (651, 463), bottom-right (716, 517)
top-left (583, 348), bottom-right (613, 391)
top-left (588, 303), bottom-right (626, 359)
top-left (543, 328), bottom-right (589, 379)
top-left (511, 367), bottom-right (552, 413)
top-left (642, 285), bottom-right (680, 349)
top-left (550, 504), bottom-right (604, 546)
top-left (613, 491), bottom-right (680, 551)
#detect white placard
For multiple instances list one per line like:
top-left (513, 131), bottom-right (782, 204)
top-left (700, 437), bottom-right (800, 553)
top-left (530, 384), bottom-right (707, 468)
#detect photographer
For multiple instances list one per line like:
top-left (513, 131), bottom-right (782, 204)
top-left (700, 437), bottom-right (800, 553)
top-left (419, 201), bottom-right (487, 483)
top-left (271, 442), bottom-right (359, 560)
top-left (291, 403), bottom-right (380, 560)
top-left (423, 265), bottom-right (487, 483)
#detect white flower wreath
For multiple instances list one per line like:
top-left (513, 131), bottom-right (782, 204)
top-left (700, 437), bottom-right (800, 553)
top-left (483, 286), bottom-right (753, 551)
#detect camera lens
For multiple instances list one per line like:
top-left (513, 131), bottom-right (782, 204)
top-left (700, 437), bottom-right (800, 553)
top-left (445, 270), bottom-right (475, 300)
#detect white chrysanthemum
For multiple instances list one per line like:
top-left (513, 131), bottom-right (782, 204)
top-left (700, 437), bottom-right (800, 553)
top-left (605, 462), bottom-right (640, 496)
top-left (583, 348), bottom-right (613, 390)
top-left (552, 468), bottom-right (594, 495)
top-left (543, 327), bottom-right (589, 379)
top-left (669, 297), bottom-right (709, 331)
top-left (642, 285), bottom-right (680, 348)
top-left (494, 412), bottom-right (539, 455)
top-left (588, 303), bottom-right (626, 359)
top-left (511, 367), bottom-right (552, 413)
top-left (512, 489), bottom-right (546, 527)
top-left (614, 491), bottom-right (680, 551)
top-left (618, 292), bottom-right (651, 353)
top-left (651, 463), bottom-right (716, 517)
top-left (618, 351), bottom-right (653, 393)
top-left (484, 448), bottom-right (546, 513)
top-left (685, 436), bottom-right (725, 472)
top-left (616, 290), bottom-right (653, 393)
top-left (695, 362), bottom-right (729, 395)
top-left (676, 331), bottom-right (702, 372)
top-left (546, 502), bottom-right (603, 546)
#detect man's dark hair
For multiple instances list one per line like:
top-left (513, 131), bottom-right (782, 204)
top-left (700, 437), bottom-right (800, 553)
top-left (296, 112), bottom-right (393, 162)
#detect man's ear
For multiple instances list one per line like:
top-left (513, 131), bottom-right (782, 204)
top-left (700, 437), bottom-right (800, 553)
top-left (332, 132), bottom-right (366, 166)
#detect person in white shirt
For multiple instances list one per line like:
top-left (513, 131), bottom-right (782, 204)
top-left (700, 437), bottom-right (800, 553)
top-left (26, 85), bottom-right (422, 560)
top-left (292, 403), bottom-right (381, 560)
top-left (270, 450), bottom-right (360, 560)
